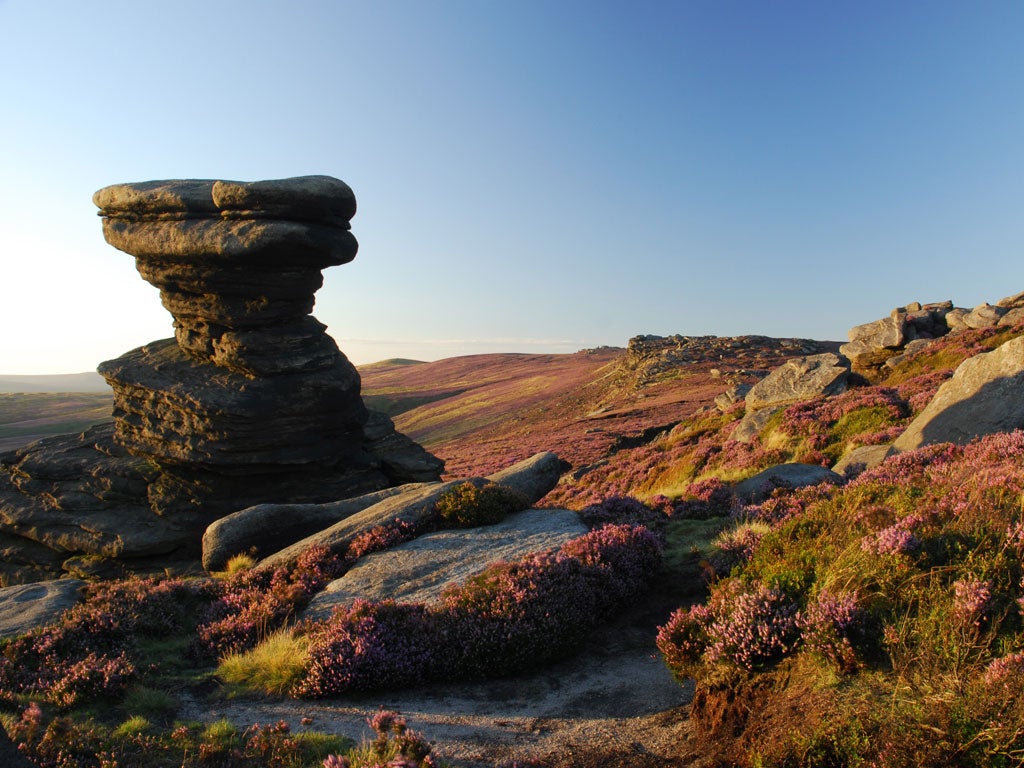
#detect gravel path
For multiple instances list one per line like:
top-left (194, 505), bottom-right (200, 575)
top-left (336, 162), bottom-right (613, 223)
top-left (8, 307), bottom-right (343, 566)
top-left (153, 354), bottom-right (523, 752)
top-left (178, 619), bottom-right (696, 766)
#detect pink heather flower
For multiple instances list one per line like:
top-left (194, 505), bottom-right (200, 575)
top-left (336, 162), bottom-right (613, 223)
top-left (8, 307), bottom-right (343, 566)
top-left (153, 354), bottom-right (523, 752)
top-left (983, 651), bottom-right (1024, 686)
top-left (368, 709), bottom-right (406, 735)
top-left (323, 755), bottom-right (351, 768)
top-left (952, 578), bottom-right (992, 627)
top-left (861, 514), bottom-right (925, 556)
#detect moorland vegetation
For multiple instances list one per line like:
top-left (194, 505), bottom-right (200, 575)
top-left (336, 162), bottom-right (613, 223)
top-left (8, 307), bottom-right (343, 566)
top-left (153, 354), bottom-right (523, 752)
top-left (3, 320), bottom-right (1024, 766)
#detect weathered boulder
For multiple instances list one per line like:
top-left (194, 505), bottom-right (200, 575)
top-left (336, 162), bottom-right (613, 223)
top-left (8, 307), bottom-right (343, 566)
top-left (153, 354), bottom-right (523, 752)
top-left (485, 451), bottom-right (564, 501)
top-left (303, 508), bottom-right (587, 619)
top-left (841, 301), bottom-right (955, 372)
top-left (253, 452), bottom-right (566, 571)
top-left (832, 444), bottom-right (895, 477)
top-left (998, 307), bottom-right (1024, 327)
top-left (0, 579), bottom-right (85, 639)
top-left (202, 484), bottom-right (418, 572)
top-left (744, 353), bottom-right (850, 411)
top-left (961, 302), bottom-right (1007, 330)
top-left (998, 291), bottom-right (1024, 310)
top-left (733, 463), bottom-right (843, 503)
top-left (730, 405), bottom-right (783, 444)
top-left (893, 336), bottom-right (1024, 451)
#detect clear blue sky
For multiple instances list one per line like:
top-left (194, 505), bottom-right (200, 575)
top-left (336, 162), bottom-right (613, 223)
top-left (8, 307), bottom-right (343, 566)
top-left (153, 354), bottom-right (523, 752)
top-left (2, 1), bottom-right (1022, 374)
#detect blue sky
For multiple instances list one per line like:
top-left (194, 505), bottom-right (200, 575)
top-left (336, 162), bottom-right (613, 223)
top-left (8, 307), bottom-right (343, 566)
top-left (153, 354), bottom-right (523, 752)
top-left (2, 1), bottom-right (1022, 373)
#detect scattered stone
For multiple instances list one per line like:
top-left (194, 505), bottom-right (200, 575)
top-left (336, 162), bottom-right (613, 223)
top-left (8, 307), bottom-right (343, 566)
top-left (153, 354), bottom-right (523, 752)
top-left (832, 444), bottom-right (895, 477)
top-left (893, 336), bottom-right (1024, 451)
top-left (303, 508), bottom-right (587, 619)
top-left (883, 338), bottom-right (934, 369)
top-left (715, 383), bottom-right (751, 412)
top-left (733, 463), bottom-right (843, 504)
top-left (744, 353), bottom-right (850, 411)
top-left (0, 579), bottom-right (85, 639)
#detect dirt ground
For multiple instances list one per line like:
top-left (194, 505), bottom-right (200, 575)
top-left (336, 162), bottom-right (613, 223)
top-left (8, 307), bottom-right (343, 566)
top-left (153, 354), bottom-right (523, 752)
top-left (178, 606), bottom-right (700, 767)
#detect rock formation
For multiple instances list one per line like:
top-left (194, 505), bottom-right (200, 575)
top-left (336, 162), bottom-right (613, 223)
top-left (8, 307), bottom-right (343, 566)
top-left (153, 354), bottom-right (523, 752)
top-left (893, 335), bottom-right (1024, 451)
top-left (0, 176), bottom-right (442, 584)
top-left (731, 353), bottom-right (851, 443)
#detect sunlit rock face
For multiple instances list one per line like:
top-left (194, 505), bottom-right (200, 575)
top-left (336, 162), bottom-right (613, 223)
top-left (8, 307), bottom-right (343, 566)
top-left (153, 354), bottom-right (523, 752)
top-left (0, 177), bottom-right (442, 584)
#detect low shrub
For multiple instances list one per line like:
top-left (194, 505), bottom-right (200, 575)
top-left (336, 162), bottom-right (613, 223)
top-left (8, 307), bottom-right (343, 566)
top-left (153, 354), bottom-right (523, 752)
top-left (433, 481), bottom-right (528, 528)
top-left (291, 524), bottom-right (662, 696)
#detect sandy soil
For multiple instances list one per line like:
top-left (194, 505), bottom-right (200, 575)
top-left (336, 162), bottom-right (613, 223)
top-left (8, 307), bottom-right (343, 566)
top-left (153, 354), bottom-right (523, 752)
top-left (179, 614), bottom-right (699, 767)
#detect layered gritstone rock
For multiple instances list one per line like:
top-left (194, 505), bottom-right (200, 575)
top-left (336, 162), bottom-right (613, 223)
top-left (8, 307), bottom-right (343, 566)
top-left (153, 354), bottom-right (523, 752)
top-left (0, 176), bottom-right (443, 583)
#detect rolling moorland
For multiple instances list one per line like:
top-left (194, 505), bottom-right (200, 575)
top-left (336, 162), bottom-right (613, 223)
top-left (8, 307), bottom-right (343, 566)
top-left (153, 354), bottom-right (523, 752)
top-left (3, 303), bottom-right (1024, 766)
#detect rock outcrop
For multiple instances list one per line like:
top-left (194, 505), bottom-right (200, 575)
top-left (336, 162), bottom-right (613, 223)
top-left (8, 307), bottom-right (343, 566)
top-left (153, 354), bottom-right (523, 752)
top-left (0, 177), bottom-right (443, 583)
top-left (893, 336), bottom-right (1024, 451)
top-left (303, 508), bottom-right (587, 619)
top-left (731, 353), bottom-right (850, 443)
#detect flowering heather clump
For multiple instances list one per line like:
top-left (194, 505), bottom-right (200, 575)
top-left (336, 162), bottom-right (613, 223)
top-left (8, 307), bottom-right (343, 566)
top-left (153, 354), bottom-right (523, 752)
top-left (578, 494), bottom-right (666, 530)
top-left (345, 519), bottom-right (419, 563)
top-left (708, 521), bottom-right (770, 577)
top-left (659, 582), bottom-right (800, 674)
top-left (294, 525), bottom-right (661, 695)
top-left (798, 589), bottom-right (866, 670)
top-left (704, 584), bottom-right (800, 670)
top-left (672, 477), bottom-right (735, 519)
top-left (294, 601), bottom-right (437, 696)
top-left (195, 544), bottom-right (344, 659)
top-left (983, 651), bottom-right (1024, 686)
top-left (0, 576), bottom-right (207, 708)
top-left (741, 482), bottom-right (835, 526)
top-left (861, 516), bottom-right (923, 556)
top-left (656, 604), bottom-right (713, 681)
top-left (952, 578), bottom-right (993, 627)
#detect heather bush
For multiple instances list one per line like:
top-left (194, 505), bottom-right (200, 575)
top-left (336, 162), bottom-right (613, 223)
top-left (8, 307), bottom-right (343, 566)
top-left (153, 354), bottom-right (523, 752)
top-left (433, 481), bottom-right (527, 528)
top-left (0, 576), bottom-right (209, 708)
top-left (290, 524), bottom-right (662, 696)
top-left (194, 544), bottom-right (344, 659)
top-left (657, 430), bottom-right (1024, 766)
top-left (578, 494), bottom-right (667, 530)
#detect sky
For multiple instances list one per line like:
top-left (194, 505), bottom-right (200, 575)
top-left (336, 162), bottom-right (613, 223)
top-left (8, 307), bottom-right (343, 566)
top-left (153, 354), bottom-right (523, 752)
top-left (1, 1), bottom-right (1022, 374)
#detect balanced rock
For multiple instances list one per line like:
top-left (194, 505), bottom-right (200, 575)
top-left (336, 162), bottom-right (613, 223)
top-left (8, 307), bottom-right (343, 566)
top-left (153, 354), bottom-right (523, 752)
top-left (893, 336), bottom-right (1024, 451)
top-left (303, 508), bottom-right (587, 619)
top-left (0, 177), bottom-right (443, 582)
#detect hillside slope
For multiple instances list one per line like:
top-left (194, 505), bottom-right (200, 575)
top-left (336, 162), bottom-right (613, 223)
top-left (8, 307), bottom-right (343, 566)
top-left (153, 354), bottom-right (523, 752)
top-left (361, 335), bottom-right (839, 484)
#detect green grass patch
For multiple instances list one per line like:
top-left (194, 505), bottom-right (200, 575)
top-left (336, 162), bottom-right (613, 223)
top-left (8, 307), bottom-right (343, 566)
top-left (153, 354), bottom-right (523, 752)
top-left (217, 630), bottom-right (309, 696)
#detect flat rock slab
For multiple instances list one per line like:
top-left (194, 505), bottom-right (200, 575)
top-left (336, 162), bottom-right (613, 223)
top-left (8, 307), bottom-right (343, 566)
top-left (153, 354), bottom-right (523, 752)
top-left (0, 579), bottom-right (85, 639)
top-left (303, 508), bottom-right (586, 620)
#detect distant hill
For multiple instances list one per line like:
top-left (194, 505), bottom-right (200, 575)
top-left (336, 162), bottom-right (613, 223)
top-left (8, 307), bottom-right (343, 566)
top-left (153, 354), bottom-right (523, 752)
top-left (0, 372), bottom-right (110, 393)
top-left (360, 336), bottom-right (838, 481)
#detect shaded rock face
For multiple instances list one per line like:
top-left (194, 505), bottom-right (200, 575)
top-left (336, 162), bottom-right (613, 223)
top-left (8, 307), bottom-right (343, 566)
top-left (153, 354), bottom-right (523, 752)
top-left (893, 335), bottom-right (1024, 451)
top-left (0, 177), bottom-right (442, 583)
